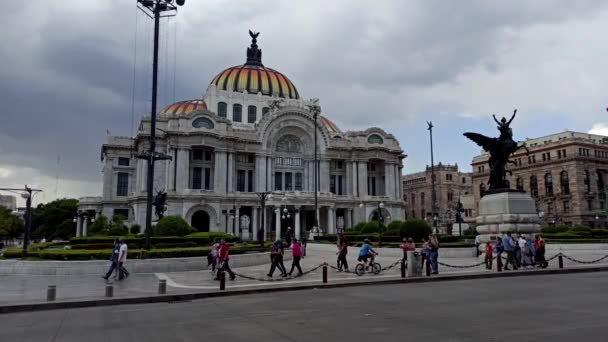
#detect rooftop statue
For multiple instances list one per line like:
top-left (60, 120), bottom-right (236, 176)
top-left (464, 109), bottom-right (528, 193)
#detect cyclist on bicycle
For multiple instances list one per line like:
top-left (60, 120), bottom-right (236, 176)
top-left (358, 239), bottom-right (378, 268)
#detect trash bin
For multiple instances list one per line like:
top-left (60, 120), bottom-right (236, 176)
top-left (406, 251), bottom-right (422, 277)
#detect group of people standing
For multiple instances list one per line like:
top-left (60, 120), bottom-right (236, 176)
top-left (484, 233), bottom-right (547, 270)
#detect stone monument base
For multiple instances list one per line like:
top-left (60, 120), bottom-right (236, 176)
top-left (475, 192), bottom-right (541, 244)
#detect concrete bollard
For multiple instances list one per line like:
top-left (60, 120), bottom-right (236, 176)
top-left (558, 255), bottom-right (564, 269)
top-left (401, 261), bottom-right (406, 278)
top-left (105, 284), bottom-right (114, 298)
top-left (47, 285), bottom-right (56, 302)
top-left (219, 271), bottom-right (226, 291)
top-left (158, 279), bottom-right (167, 294)
top-left (497, 256), bottom-right (502, 272)
top-left (322, 265), bottom-right (328, 283)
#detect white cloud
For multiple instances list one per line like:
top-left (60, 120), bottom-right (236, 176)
top-left (589, 123), bottom-right (608, 136)
top-left (0, 167), bottom-right (12, 179)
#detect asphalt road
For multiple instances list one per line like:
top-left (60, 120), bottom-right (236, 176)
top-left (2, 272), bottom-right (608, 342)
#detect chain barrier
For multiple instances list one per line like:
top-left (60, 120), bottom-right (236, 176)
top-left (381, 259), bottom-right (403, 272)
top-left (438, 259), bottom-right (488, 269)
top-left (232, 263), bottom-right (327, 282)
top-left (559, 253), bottom-right (608, 264)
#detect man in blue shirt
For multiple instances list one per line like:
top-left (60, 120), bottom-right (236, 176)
top-left (502, 232), bottom-right (518, 270)
top-left (358, 239), bottom-right (378, 267)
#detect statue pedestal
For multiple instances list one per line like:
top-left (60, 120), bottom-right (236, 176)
top-left (308, 227), bottom-right (323, 241)
top-left (476, 192), bottom-right (541, 244)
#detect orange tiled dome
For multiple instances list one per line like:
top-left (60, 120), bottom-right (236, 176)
top-left (160, 99), bottom-right (207, 115)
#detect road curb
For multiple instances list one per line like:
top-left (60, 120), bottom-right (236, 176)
top-left (2, 265), bottom-right (608, 314)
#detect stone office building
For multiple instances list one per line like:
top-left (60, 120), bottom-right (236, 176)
top-left (471, 131), bottom-right (608, 227)
top-left (78, 33), bottom-right (406, 240)
top-left (402, 163), bottom-right (475, 228)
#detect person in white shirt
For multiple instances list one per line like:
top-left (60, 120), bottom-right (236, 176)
top-left (117, 238), bottom-right (130, 280)
top-left (518, 235), bottom-right (528, 266)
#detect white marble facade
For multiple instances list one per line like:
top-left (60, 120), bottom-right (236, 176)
top-left (78, 34), bottom-right (406, 240)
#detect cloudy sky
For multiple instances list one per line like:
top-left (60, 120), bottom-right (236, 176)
top-left (2, 0), bottom-right (608, 206)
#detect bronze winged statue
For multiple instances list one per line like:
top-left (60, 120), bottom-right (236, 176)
top-left (153, 190), bottom-right (168, 220)
top-left (464, 109), bottom-right (527, 193)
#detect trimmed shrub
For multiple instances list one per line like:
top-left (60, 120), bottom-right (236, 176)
top-left (359, 221), bottom-right (387, 234)
top-left (129, 224), bottom-right (141, 234)
top-left (541, 225), bottom-right (571, 234)
top-left (153, 216), bottom-right (196, 237)
top-left (591, 228), bottom-right (608, 237)
top-left (401, 219), bottom-right (432, 241)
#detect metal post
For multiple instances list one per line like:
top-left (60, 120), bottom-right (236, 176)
top-left (314, 112), bottom-right (319, 232)
top-left (322, 265), bottom-right (328, 283)
top-left (46, 285), bottom-right (56, 302)
top-left (427, 121), bottom-right (437, 234)
top-left (219, 271), bottom-right (226, 291)
top-left (23, 188), bottom-right (32, 254)
top-left (425, 259), bottom-right (431, 276)
top-left (232, 201), bottom-right (236, 236)
top-left (558, 254), bottom-right (564, 269)
top-left (497, 255), bottom-right (503, 272)
top-left (105, 284), bottom-right (114, 298)
top-left (401, 261), bottom-right (406, 278)
top-left (158, 279), bottom-right (167, 294)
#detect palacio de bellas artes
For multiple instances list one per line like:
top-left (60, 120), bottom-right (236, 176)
top-left (77, 32), bottom-right (406, 241)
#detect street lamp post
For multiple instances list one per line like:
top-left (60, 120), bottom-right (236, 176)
top-left (377, 202), bottom-right (385, 224)
top-left (307, 99), bottom-right (321, 235)
top-left (427, 121), bottom-right (438, 234)
top-left (0, 186), bottom-right (42, 256)
top-left (136, 0), bottom-right (185, 250)
top-left (256, 191), bottom-right (272, 244)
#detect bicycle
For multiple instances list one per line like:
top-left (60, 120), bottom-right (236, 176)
top-left (354, 253), bottom-right (381, 276)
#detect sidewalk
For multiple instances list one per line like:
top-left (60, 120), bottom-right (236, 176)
top-left (1, 245), bottom-right (608, 307)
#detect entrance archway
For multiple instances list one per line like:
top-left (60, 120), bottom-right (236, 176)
top-left (191, 210), bottom-right (210, 232)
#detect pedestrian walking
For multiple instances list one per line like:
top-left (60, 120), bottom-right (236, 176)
top-left (117, 238), bottom-right (129, 280)
top-left (502, 232), bottom-right (518, 270)
top-left (518, 235), bottom-right (528, 266)
top-left (102, 239), bottom-right (120, 280)
top-left (526, 238), bottom-right (536, 267)
top-left (214, 239), bottom-right (236, 281)
top-left (288, 240), bottom-right (304, 276)
top-left (267, 240), bottom-right (287, 277)
top-left (337, 233), bottom-right (349, 271)
top-left (420, 237), bottom-right (430, 270)
top-left (208, 239), bottom-right (220, 273)
top-left (534, 234), bottom-right (547, 268)
top-left (484, 242), bottom-right (494, 270)
top-left (429, 234), bottom-right (440, 274)
top-left (475, 235), bottom-right (481, 257)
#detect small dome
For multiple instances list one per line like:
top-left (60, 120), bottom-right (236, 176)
top-left (320, 116), bottom-right (341, 134)
top-left (208, 31), bottom-right (299, 99)
top-left (160, 99), bottom-right (207, 115)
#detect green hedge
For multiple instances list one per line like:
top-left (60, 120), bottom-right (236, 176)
top-left (69, 234), bottom-right (238, 248)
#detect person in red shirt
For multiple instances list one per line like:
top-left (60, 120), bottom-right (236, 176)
top-left (485, 242), bottom-right (494, 270)
top-left (214, 239), bottom-right (236, 281)
top-left (288, 240), bottom-right (304, 276)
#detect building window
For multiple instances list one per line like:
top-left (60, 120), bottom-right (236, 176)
top-left (295, 173), bottom-right (303, 191)
top-left (557, 150), bottom-right (562, 159)
top-left (584, 170), bottom-right (591, 193)
top-left (530, 176), bottom-right (538, 197)
top-left (447, 192), bottom-right (453, 201)
top-left (218, 102), bottom-right (227, 117)
top-left (116, 172), bottom-right (129, 196)
top-left (330, 175), bottom-right (336, 194)
top-left (516, 177), bottom-right (524, 191)
top-left (233, 104), bottom-right (242, 122)
top-left (118, 157), bottom-right (130, 166)
top-left (563, 201), bottom-right (570, 214)
top-left (421, 192), bottom-right (425, 206)
top-left (598, 170), bottom-right (605, 192)
top-left (113, 209), bottom-right (129, 221)
top-left (560, 171), bottom-right (570, 195)
top-left (285, 172), bottom-right (293, 191)
top-left (192, 117), bottom-right (214, 129)
top-left (247, 105), bottom-right (257, 123)
top-left (480, 183), bottom-right (486, 197)
top-left (562, 149), bottom-right (566, 157)
top-left (545, 173), bottom-right (553, 195)
top-left (338, 175), bottom-right (343, 195)
top-left (192, 167), bottom-right (202, 189)
top-left (446, 174), bottom-right (452, 181)
top-left (192, 150), bottom-right (203, 160)
top-left (247, 170), bottom-right (254, 192)
top-left (462, 177), bottom-right (466, 184)
top-left (274, 172), bottom-right (282, 191)
top-left (367, 134), bottom-right (383, 144)
top-left (262, 107), bottom-right (270, 115)
top-left (368, 177), bottom-right (377, 196)
top-left (237, 170), bottom-right (246, 192)
top-left (588, 199), bottom-right (594, 211)
top-left (411, 193), bottom-right (415, 206)
top-left (411, 210), bottom-right (416, 219)
top-left (204, 168), bottom-right (211, 190)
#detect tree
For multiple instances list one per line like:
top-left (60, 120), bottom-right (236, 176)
top-left (31, 198), bottom-right (78, 240)
top-left (0, 207), bottom-right (24, 240)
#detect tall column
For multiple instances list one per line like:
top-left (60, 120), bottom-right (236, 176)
top-left (255, 155), bottom-right (266, 192)
top-left (234, 206), bottom-right (240, 237)
top-left (346, 161), bottom-right (353, 196)
top-left (175, 148), bottom-right (189, 191)
top-left (214, 151), bottom-right (227, 194)
top-left (167, 148), bottom-right (176, 191)
top-left (352, 161), bottom-right (359, 197)
top-left (275, 207), bottom-right (281, 241)
top-left (320, 160), bottom-right (330, 192)
top-left (227, 152), bottom-right (234, 192)
top-left (345, 208), bottom-right (352, 229)
top-left (76, 216), bottom-right (83, 237)
top-left (82, 218), bottom-right (88, 237)
top-left (251, 207), bottom-right (258, 241)
top-left (385, 162), bottom-right (394, 198)
top-left (328, 207), bottom-right (335, 234)
top-left (358, 161), bottom-right (368, 197)
top-left (294, 206), bottom-right (301, 240)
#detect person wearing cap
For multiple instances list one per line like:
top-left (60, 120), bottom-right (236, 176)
top-left (358, 239), bottom-right (378, 269)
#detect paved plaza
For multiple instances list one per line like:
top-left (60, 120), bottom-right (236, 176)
top-left (2, 244), bottom-right (608, 305)
top-left (2, 272), bottom-right (608, 341)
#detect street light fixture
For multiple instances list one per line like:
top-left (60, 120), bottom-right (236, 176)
top-left (136, 0), bottom-right (186, 250)
top-left (0, 185), bottom-right (42, 255)
top-left (307, 98), bottom-right (321, 234)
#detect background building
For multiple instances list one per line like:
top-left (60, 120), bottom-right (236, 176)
top-left (471, 131), bottom-right (608, 227)
top-left (78, 33), bottom-right (406, 240)
top-left (402, 163), bottom-right (474, 231)
top-left (0, 195), bottom-right (16, 211)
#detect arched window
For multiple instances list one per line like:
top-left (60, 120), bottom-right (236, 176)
top-left (192, 117), bottom-right (214, 129)
top-left (368, 134), bottom-right (383, 144)
top-left (217, 102), bottom-right (227, 117)
top-left (262, 107), bottom-right (270, 115)
top-left (530, 176), bottom-right (538, 197)
top-left (584, 170), bottom-right (591, 193)
top-left (233, 104), bottom-right (242, 122)
top-left (479, 183), bottom-right (486, 196)
top-left (516, 177), bottom-right (524, 191)
top-left (560, 171), bottom-right (570, 195)
top-left (247, 105), bottom-right (257, 123)
top-left (545, 173), bottom-right (553, 195)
